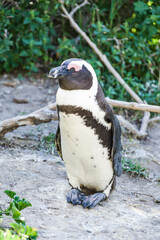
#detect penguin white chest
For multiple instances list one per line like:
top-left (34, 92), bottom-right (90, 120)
top-left (59, 111), bottom-right (114, 192)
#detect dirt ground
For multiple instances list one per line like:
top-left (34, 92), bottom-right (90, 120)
top-left (0, 75), bottom-right (160, 240)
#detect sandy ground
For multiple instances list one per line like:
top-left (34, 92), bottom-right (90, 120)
top-left (0, 76), bottom-right (160, 240)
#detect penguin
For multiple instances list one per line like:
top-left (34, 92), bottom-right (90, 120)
top-left (48, 58), bottom-right (122, 209)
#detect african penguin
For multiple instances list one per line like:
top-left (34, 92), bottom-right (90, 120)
top-left (48, 58), bottom-right (122, 209)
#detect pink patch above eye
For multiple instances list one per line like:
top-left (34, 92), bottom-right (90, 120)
top-left (67, 62), bottom-right (82, 72)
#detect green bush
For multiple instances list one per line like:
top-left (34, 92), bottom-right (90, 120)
top-left (0, 0), bottom-right (55, 72)
top-left (57, 0), bottom-right (160, 104)
top-left (0, 0), bottom-right (159, 104)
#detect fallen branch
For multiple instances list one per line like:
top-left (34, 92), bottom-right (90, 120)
top-left (148, 116), bottom-right (160, 124)
top-left (117, 115), bottom-right (147, 139)
top-left (0, 103), bottom-right (57, 138)
top-left (139, 111), bottom-right (150, 135)
top-left (59, 0), bottom-right (143, 104)
top-left (0, 99), bottom-right (159, 138)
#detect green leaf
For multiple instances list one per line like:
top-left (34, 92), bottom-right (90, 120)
top-left (34, 40), bottom-right (42, 46)
top-left (134, 1), bottom-right (149, 12)
top-left (32, 49), bottom-right (42, 56)
top-left (4, 190), bottom-right (16, 199)
top-left (113, 55), bottom-right (121, 62)
top-left (150, 14), bottom-right (160, 21)
top-left (4, 229), bottom-right (12, 239)
top-left (22, 39), bottom-right (30, 45)
top-left (10, 223), bottom-right (25, 234)
top-left (25, 225), bottom-right (38, 237)
top-left (13, 196), bottom-right (20, 202)
top-left (147, 25), bottom-right (158, 37)
top-left (35, 17), bottom-right (43, 24)
top-left (0, 230), bottom-right (4, 240)
top-left (2, 229), bottom-right (21, 240)
top-left (12, 206), bottom-right (21, 220)
top-left (19, 51), bottom-right (28, 57)
top-left (16, 200), bottom-right (32, 211)
top-left (24, 17), bottom-right (31, 24)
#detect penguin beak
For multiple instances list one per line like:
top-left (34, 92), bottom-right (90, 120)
top-left (48, 66), bottom-right (69, 79)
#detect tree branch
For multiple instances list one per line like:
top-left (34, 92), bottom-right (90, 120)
top-left (148, 116), bottom-right (160, 124)
top-left (117, 115), bottom-right (147, 139)
top-left (106, 98), bottom-right (160, 113)
top-left (70, 0), bottom-right (89, 17)
top-left (0, 103), bottom-right (57, 138)
top-left (139, 111), bottom-right (150, 135)
top-left (0, 99), bottom-right (159, 138)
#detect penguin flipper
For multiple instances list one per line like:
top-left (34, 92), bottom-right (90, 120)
top-left (96, 85), bottom-right (122, 177)
top-left (55, 124), bottom-right (63, 160)
top-left (110, 114), bottom-right (122, 177)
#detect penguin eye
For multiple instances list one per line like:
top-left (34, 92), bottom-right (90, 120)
top-left (67, 62), bottom-right (82, 72)
top-left (69, 68), bottom-right (76, 73)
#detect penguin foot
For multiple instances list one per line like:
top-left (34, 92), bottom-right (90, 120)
top-left (80, 192), bottom-right (106, 209)
top-left (67, 188), bottom-right (84, 205)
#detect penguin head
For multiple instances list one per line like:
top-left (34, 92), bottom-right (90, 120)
top-left (48, 58), bottom-right (97, 90)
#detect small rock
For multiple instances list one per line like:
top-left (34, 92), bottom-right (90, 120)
top-left (4, 82), bottom-right (15, 87)
top-left (48, 89), bottom-right (53, 95)
top-left (13, 98), bottom-right (29, 104)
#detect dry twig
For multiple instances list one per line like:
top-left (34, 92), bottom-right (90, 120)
top-left (139, 111), bottom-right (150, 135)
top-left (117, 115), bottom-right (147, 139)
top-left (0, 103), bottom-right (57, 138)
top-left (148, 116), bottom-right (160, 124)
top-left (106, 98), bottom-right (160, 113)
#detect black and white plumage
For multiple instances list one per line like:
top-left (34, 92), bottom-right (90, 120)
top-left (48, 58), bottom-right (122, 208)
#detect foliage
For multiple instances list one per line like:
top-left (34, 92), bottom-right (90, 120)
top-left (0, 0), bottom-right (159, 105)
top-left (39, 133), bottom-right (55, 153)
top-left (0, 190), bottom-right (37, 240)
top-left (58, 0), bottom-right (160, 105)
top-left (0, 0), bottom-right (55, 73)
top-left (122, 157), bottom-right (148, 178)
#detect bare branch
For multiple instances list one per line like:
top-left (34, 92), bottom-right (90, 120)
top-left (148, 116), bottom-right (160, 124)
top-left (59, 0), bottom-right (143, 104)
top-left (70, 0), bottom-right (89, 17)
top-left (139, 111), bottom-right (150, 135)
top-left (106, 98), bottom-right (160, 113)
top-left (117, 115), bottom-right (147, 139)
top-left (1, 98), bottom-right (159, 138)
top-left (0, 103), bottom-right (57, 138)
